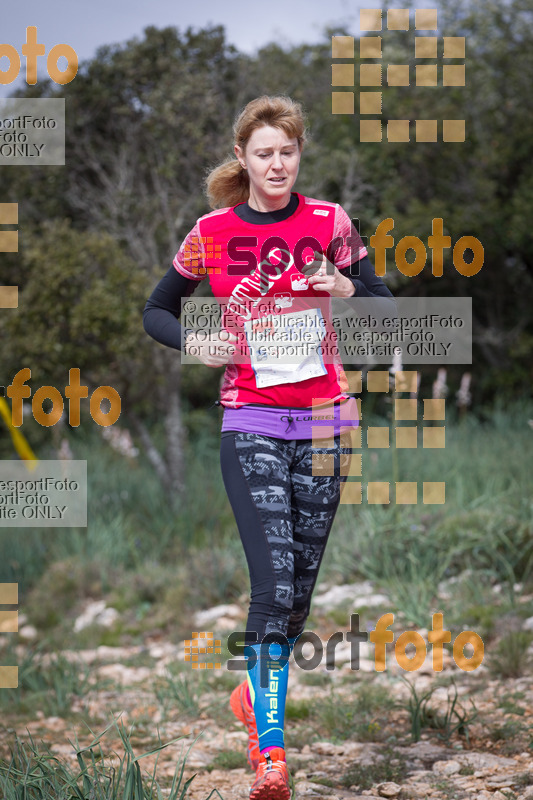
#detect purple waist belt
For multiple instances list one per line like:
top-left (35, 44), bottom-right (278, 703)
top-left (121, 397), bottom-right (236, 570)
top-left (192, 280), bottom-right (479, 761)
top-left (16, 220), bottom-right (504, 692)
top-left (221, 397), bottom-right (359, 440)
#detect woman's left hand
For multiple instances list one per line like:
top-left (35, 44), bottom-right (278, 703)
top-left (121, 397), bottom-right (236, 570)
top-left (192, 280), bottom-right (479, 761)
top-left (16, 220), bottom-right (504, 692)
top-left (304, 253), bottom-right (355, 298)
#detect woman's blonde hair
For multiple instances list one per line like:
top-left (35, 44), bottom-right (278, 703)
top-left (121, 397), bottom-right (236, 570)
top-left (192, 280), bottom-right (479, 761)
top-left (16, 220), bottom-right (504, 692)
top-left (205, 95), bottom-right (307, 209)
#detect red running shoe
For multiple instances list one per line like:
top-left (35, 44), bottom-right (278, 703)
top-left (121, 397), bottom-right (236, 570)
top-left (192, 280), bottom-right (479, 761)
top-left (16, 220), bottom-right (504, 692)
top-left (249, 747), bottom-right (290, 800)
top-left (229, 680), bottom-right (260, 770)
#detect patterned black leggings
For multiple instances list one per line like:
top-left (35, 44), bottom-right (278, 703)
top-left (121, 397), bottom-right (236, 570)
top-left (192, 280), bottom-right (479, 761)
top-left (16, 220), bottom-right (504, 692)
top-left (220, 431), bottom-right (351, 646)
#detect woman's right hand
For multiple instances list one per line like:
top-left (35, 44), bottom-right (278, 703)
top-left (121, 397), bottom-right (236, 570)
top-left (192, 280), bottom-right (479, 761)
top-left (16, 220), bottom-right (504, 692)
top-left (184, 330), bottom-right (238, 368)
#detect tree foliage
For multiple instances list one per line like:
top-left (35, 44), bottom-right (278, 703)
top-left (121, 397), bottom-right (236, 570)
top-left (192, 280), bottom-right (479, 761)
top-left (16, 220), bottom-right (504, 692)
top-left (1, 2), bottom-right (531, 494)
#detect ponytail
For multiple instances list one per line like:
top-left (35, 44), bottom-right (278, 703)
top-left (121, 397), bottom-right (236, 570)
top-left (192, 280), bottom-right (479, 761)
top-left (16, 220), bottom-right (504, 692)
top-left (205, 157), bottom-right (249, 209)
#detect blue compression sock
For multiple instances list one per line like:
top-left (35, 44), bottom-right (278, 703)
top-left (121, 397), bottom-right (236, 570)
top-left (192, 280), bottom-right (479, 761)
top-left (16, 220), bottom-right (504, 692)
top-left (245, 638), bottom-right (293, 752)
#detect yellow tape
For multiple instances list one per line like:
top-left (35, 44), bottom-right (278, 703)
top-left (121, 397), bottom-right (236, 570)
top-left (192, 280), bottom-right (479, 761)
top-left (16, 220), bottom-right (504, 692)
top-left (0, 397), bottom-right (38, 464)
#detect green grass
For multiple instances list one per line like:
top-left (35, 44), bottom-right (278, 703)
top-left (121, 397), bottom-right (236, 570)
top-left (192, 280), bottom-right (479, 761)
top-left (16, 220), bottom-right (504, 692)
top-left (1, 401), bottom-right (532, 661)
top-left (400, 676), bottom-right (478, 744)
top-left (283, 681), bottom-right (394, 751)
top-left (0, 719), bottom-right (225, 799)
top-left (490, 718), bottom-right (528, 742)
top-left (488, 631), bottom-right (533, 678)
top-left (206, 749), bottom-right (248, 772)
top-left (322, 400), bottom-right (533, 627)
top-left (340, 745), bottom-right (408, 790)
top-left (0, 644), bottom-right (108, 718)
top-left (154, 670), bottom-right (208, 721)
top-left (497, 691), bottom-right (526, 716)
top-left (311, 683), bottom-right (392, 742)
top-left (298, 670), bottom-right (332, 687)
top-left (0, 419), bottom-right (241, 591)
top-left (284, 698), bottom-right (312, 720)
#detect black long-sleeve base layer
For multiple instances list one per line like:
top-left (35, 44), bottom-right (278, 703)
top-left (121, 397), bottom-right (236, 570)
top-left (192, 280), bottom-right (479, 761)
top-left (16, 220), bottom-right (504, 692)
top-left (143, 197), bottom-right (395, 351)
top-left (143, 255), bottom-right (394, 352)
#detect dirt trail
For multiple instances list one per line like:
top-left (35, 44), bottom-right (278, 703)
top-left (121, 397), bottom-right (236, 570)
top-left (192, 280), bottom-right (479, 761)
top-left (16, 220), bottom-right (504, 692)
top-left (1, 637), bottom-right (532, 800)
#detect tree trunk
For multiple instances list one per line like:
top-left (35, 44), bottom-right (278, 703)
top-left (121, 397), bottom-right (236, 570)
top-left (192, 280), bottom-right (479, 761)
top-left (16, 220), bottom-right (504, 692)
top-left (129, 412), bottom-right (171, 495)
top-left (129, 349), bottom-right (186, 504)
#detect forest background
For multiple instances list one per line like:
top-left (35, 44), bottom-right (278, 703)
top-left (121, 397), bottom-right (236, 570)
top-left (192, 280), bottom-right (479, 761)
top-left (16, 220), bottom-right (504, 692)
top-left (0, 0), bottom-right (532, 732)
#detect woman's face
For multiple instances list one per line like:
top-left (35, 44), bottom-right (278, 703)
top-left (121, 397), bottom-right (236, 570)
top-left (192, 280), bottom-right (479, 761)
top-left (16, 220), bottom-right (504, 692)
top-left (235, 125), bottom-right (301, 212)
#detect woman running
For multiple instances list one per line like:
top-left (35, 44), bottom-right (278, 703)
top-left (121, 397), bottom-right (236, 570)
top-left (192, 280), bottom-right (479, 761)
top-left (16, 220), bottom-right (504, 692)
top-left (143, 95), bottom-right (394, 800)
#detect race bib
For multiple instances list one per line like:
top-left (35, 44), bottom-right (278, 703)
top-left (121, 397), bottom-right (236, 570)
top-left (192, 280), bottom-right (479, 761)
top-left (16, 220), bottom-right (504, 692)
top-left (244, 307), bottom-right (328, 388)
